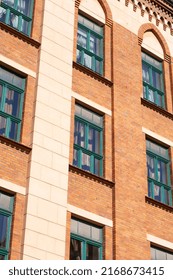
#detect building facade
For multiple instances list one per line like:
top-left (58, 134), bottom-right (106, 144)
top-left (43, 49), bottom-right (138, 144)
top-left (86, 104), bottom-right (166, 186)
top-left (0, 0), bottom-right (173, 260)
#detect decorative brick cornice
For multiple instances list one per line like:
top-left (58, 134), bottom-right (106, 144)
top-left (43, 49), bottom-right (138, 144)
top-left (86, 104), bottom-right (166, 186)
top-left (0, 22), bottom-right (40, 48)
top-left (69, 164), bottom-right (115, 188)
top-left (73, 61), bottom-right (113, 87)
top-left (141, 98), bottom-right (173, 120)
top-left (124, 0), bottom-right (173, 35)
top-left (145, 196), bottom-right (173, 213)
top-left (0, 135), bottom-right (31, 154)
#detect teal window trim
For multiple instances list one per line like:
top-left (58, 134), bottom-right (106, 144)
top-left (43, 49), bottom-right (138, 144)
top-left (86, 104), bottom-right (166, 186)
top-left (70, 218), bottom-right (103, 260)
top-left (73, 105), bottom-right (103, 176)
top-left (0, 67), bottom-right (25, 142)
top-left (146, 140), bottom-right (172, 206)
top-left (0, 0), bottom-right (34, 36)
top-left (0, 191), bottom-right (14, 260)
top-left (70, 233), bottom-right (103, 260)
top-left (142, 52), bottom-right (165, 108)
top-left (77, 15), bottom-right (103, 75)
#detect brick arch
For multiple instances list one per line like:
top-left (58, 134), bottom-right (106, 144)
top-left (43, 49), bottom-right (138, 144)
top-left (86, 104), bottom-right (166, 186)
top-left (138, 23), bottom-right (171, 61)
top-left (75, 0), bottom-right (112, 26)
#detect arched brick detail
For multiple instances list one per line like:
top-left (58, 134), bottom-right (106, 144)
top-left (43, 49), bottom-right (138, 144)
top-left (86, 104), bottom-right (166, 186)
top-left (75, 0), bottom-right (112, 26)
top-left (138, 23), bottom-right (171, 62)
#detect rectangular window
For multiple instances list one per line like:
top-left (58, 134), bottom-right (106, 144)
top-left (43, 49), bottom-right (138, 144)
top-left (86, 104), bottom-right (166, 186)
top-left (0, 0), bottom-right (34, 36)
top-left (0, 67), bottom-right (25, 142)
top-left (73, 104), bottom-right (103, 176)
top-left (146, 139), bottom-right (172, 206)
top-left (151, 246), bottom-right (173, 260)
top-left (0, 191), bottom-right (14, 260)
top-left (77, 14), bottom-right (103, 75)
top-left (142, 52), bottom-right (165, 108)
top-left (70, 218), bottom-right (103, 260)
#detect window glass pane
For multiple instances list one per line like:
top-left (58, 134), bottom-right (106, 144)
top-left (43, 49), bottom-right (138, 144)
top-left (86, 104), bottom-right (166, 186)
top-left (90, 36), bottom-right (101, 57)
top-left (21, 18), bottom-right (29, 34)
top-left (0, 116), bottom-right (7, 136)
top-left (76, 49), bottom-right (82, 64)
top-left (0, 254), bottom-right (5, 260)
top-left (0, 214), bottom-right (8, 249)
top-left (155, 249), bottom-right (166, 260)
top-left (84, 53), bottom-right (92, 69)
top-left (142, 63), bottom-right (150, 84)
top-left (157, 160), bottom-right (167, 184)
top-left (147, 140), bottom-right (168, 159)
top-left (150, 247), bottom-right (155, 260)
top-left (5, 89), bottom-right (21, 118)
top-left (88, 128), bottom-right (100, 154)
top-left (74, 120), bottom-right (85, 147)
top-left (17, 0), bottom-right (32, 17)
top-left (147, 155), bottom-right (155, 179)
top-left (70, 239), bottom-right (82, 260)
top-left (94, 158), bottom-right (101, 176)
top-left (164, 189), bottom-right (170, 205)
top-left (81, 108), bottom-right (93, 122)
top-left (77, 28), bottom-right (87, 49)
top-left (148, 88), bottom-right (155, 103)
top-left (10, 13), bottom-right (19, 29)
top-left (0, 68), bottom-right (24, 89)
top-left (96, 60), bottom-right (101, 74)
top-left (153, 184), bottom-right (161, 202)
top-left (70, 219), bottom-right (78, 235)
top-left (81, 152), bottom-right (90, 172)
top-left (78, 221), bottom-right (90, 238)
top-left (2, 0), bottom-right (15, 8)
top-left (0, 84), bottom-right (2, 103)
top-left (9, 120), bottom-right (18, 140)
top-left (167, 253), bottom-right (173, 260)
top-left (91, 227), bottom-right (101, 242)
top-left (0, 193), bottom-right (11, 211)
top-left (0, 7), bottom-right (6, 23)
top-left (73, 149), bottom-right (79, 167)
top-left (148, 181), bottom-right (152, 198)
top-left (86, 244), bottom-right (99, 260)
top-left (152, 71), bottom-right (162, 91)
top-left (93, 114), bottom-right (102, 127)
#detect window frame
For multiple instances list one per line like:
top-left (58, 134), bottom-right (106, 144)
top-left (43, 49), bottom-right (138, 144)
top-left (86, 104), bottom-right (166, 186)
top-left (70, 218), bottom-right (103, 260)
top-left (142, 52), bottom-right (165, 108)
top-left (0, 0), bottom-right (34, 36)
top-left (77, 14), bottom-right (103, 75)
top-left (146, 139), bottom-right (172, 206)
top-left (0, 66), bottom-right (25, 142)
top-left (73, 104), bottom-right (103, 176)
top-left (151, 246), bottom-right (173, 260)
top-left (0, 191), bottom-right (14, 260)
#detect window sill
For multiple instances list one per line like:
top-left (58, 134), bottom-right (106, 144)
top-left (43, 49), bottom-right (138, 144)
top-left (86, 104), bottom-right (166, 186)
top-left (0, 22), bottom-right (40, 48)
top-left (145, 196), bottom-right (173, 213)
top-left (141, 98), bottom-right (173, 120)
top-left (0, 135), bottom-right (31, 154)
top-left (73, 62), bottom-right (113, 87)
top-left (69, 164), bottom-right (114, 188)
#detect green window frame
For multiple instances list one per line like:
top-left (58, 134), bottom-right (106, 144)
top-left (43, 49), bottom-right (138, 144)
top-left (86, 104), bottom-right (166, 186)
top-left (77, 14), bottom-right (103, 75)
top-left (142, 52), bottom-right (165, 108)
top-left (151, 246), bottom-right (173, 260)
top-left (73, 104), bottom-right (103, 176)
top-left (146, 139), bottom-right (172, 206)
top-left (0, 67), bottom-right (25, 142)
top-left (0, 0), bottom-right (34, 36)
top-left (0, 191), bottom-right (14, 260)
top-left (70, 218), bottom-right (103, 260)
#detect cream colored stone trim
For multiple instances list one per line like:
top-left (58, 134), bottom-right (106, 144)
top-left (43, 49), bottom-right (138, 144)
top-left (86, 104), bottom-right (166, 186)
top-left (72, 91), bottom-right (112, 116)
top-left (0, 178), bottom-right (26, 195)
top-left (67, 204), bottom-right (113, 227)
top-left (0, 54), bottom-right (36, 78)
top-left (142, 127), bottom-right (173, 147)
top-left (147, 234), bottom-right (173, 250)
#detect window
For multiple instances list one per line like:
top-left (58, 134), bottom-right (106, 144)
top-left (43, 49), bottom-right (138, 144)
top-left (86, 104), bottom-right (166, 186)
top-left (0, 191), bottom-right (14, 260)
top-left (151, 246), bottom-right (173, 260)
top-left (142, 52), bottom-right (165, 108)
top-left (77, 14), bottom-right (103, 75)
top-left (73, 104), bottom-right (103, 176)
top-left (146, 139), bottom-right (172, 206)
top-left (0, 0), bottom-right (34, 36)
top-left (70, 218), bottom-right (103, 260)
top-left (0, 67), bottom-right (25, 142)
